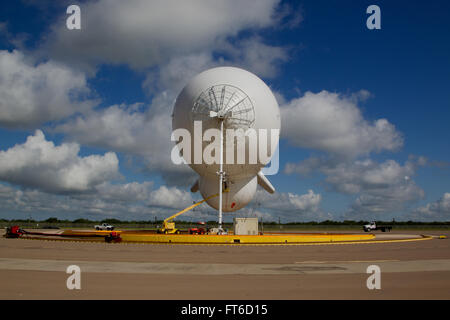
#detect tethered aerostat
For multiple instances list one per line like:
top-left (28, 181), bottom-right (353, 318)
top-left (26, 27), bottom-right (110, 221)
top-left (172, 67), bottom-right (280, 231)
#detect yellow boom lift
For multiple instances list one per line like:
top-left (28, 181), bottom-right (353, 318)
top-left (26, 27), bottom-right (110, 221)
top-left (157, 190), bottom-right (228, 234)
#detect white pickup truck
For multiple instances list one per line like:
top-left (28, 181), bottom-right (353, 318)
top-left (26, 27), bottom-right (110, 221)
top-left (363, 221), bottom-right (392, 232)
top-left (95, 223), bottom-right (115, 231)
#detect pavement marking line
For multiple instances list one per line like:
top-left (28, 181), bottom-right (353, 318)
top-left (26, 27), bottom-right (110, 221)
top-left (295, 260), bottom-right (400, 264)
top-left (0, 258), bottom-right (450, 275)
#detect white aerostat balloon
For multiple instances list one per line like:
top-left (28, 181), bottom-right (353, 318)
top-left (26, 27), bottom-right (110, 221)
top-left (172, 67), bottom-right (280, 212)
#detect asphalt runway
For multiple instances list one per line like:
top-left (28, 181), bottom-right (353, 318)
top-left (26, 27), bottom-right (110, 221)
top-left (0, 229), bottom-right (449, 299)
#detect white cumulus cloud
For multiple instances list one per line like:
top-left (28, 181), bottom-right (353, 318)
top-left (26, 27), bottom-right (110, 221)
top-left (286, 157), bottom-right (426, 218)
top-left (244, 189), bottom-right (330, 221)
top-left (411, 193), bottom-right (450, 221)
top-left (54, 97), bottom-right (195, 186)
top-left (280, 90), bottom-right (403, 158)
top-left (45, 0), bottom-right (282, 72)
top-left (0, 130), bottom-right (119, 193)
top-left (148, 185), bottom-right (194, 209)
top-left (0, 50), bottom-right (95, 129)
top-left (260, 189), bottom-right (322, 212)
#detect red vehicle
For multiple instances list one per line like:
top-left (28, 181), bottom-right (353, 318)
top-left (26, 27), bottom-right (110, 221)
top-left (5, 226), bottom-right (24, 238)
top-left (189, 222), bottom-right (206, 235)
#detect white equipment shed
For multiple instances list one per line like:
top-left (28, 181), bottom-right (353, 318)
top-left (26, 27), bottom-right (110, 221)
top-left (233, 217), bottom-right (259, 235)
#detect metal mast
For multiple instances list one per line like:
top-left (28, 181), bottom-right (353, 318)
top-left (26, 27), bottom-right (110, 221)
top-left (218, 118), bottom-right (224, 233)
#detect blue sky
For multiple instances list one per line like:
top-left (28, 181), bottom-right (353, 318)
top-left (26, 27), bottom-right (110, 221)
top-left (0, 0), bottom-right (449, 221)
